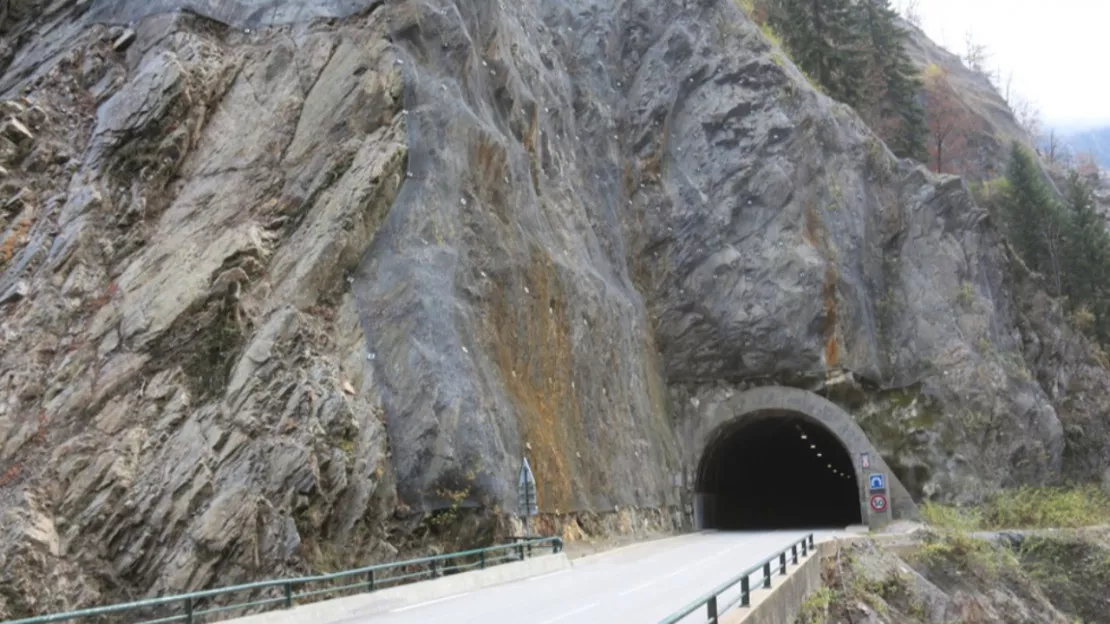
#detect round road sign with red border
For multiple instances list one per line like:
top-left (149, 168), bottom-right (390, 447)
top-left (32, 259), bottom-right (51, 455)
top-left (870, 493), bottom-right (888, 513)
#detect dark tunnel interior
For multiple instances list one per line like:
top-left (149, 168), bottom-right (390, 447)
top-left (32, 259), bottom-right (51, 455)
top-left (696, 410), bottom-right (863, 530)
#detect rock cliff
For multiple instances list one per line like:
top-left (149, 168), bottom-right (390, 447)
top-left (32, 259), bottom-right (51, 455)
top-left (0, 0), bottom-right (1107, 617)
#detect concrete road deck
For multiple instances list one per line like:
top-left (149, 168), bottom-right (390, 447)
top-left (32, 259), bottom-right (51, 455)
top-left (327, 529), bottom-right (844, 623)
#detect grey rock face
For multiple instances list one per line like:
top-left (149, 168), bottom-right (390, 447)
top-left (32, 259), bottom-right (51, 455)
top-left (0, 0), bottom-right (1105, 617)
top-left (87, 0), bottom-right (381, 28)
top-left (0, 8), bottom-right (409, 618)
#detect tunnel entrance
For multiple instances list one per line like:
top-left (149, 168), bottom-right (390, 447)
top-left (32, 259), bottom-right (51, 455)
top-left (696, 410), bottom-right (862, 530)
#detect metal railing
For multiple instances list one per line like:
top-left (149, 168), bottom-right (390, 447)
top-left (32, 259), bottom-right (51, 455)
top-left (4, 536), bottom-right (563, 624)
top-left (657, 534), bottom-right (815, 624)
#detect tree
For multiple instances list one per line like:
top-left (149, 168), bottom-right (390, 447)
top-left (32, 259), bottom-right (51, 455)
top-left (1044, 129), bottom-right (1060, 165)
top-left (1011, 96), bottom-right (1042, 139)
top-left (990, 65), bottom-right (1014, 105)
top-left (1058, 144), bottom-right (1075, 169)
top-left (1062, 172), bottom-right (1107, 307)
top-left (962, 31), bottom-right (990, 75)
top-left (767, 0), bottom-right (867, 106)
top-left (923, 65), bottom-right (977, 174)
top-left (1002, 142), bottom-right (1066, 294)
top-left (855, 0), bottom-right (927, 160)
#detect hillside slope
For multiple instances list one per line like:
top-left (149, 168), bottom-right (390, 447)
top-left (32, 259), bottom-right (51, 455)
top-left (1061, 126), bottom-right (1110, 169)
top-left (899, 19), bottom-right (1035, 182)
top-left (1, 0), bottom-right (1109, 618)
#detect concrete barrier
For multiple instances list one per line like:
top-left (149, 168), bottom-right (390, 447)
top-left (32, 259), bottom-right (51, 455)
top-left (723, 541), bottom-right (837, 624)
top-left (223, 552), bottom-right (570, 623)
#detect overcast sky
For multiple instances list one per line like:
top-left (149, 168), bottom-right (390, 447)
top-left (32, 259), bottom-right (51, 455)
top-left (902, 0), bottom-right (1109, 130)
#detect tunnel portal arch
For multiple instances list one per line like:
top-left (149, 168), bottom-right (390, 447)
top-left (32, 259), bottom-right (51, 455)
top-left (691, 386), bottom-right (915, 530)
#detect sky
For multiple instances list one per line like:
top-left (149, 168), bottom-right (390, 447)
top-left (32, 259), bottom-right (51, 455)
top-left (899, 0), bottom-right (1110, 131)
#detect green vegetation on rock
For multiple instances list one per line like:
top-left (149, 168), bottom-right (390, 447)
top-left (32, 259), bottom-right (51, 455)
top-left (990, 142), bottom-right (1110, 346)
top-left (745, 0), bottom-right (927, 160)
top-left (921, 485), bottom-right (1110, 531)
top-left (820, 531), bottom-right (1110, 623)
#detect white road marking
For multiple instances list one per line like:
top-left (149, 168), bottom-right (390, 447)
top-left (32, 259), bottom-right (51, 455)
top-left (537, 602), bottom-right (598, 624)
top-left (390, 592), bottom-right (470, 613)
top-left (663, 562), bottom-right (698, 579)
top-left (662, 539), bottom-right (753, 580)
top-left (617, 580), bottom-right (656, 596)
top-left (527, 570), bottom-right (570, 582)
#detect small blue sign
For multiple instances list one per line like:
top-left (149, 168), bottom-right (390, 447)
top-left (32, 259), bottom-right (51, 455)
top-left (868, 473), bottom-right (886, 491)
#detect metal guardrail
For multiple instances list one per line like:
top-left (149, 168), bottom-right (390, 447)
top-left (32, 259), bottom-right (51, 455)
top-left (657, 534), bottom-right (815, 624)
top-left (3, 536), bottom-right (563, 624)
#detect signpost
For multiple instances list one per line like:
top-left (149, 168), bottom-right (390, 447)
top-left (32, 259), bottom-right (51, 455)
top-left (868, 473), bottom-right (886, 492)
top-left (870, 493), bottom-right (888, 513)
top-left (860, 452), bottom-right (871, 469)
top-left (518, 456), bottom-right (538, 537)
top-left (866, 471), bottom-right (889, 526)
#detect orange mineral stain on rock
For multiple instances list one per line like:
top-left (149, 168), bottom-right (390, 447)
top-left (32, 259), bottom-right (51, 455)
top-left (803, 198), bottom-right (841, 369)
top-left (823, 263), bottom-right (840, 368)
top-left (485, 246), bottom-right (586, 513)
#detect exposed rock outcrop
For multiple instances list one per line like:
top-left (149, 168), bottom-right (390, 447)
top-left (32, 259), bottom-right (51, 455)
top-left (1, 6), bottom-right (409, 617)
top-left (0, 0), bottom-right (1106, 618)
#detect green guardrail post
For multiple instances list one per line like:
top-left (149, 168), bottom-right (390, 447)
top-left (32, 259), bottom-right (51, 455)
top-left (283, 581), bottom-right (293, 609)
top-left (808, 534), bottom-right (815, 550)
top-left (366, 569), bottom-right (375, 592)
top-left (801, 539), bottom-right (808, 557)
top-left (431, 558), bottom-right (439, 578)
top-left (706, 595), bottom-right (718, 623)
top-left (740, 575), bottom-right (750, 607)
top-left (517, 542), bottom-right (525, 561)
top-left (479, 551), bottom-right (486, 569)
top-left (184, 597), bottom-right (194, 624)
top-left (792, 544), bottom-right (798, 565)
top-left (552, 539), bottom-right (561, 554)
top-left (762, 562), bottom-right (771, 589)
top-left (779, 552), bottom-right (786, 575)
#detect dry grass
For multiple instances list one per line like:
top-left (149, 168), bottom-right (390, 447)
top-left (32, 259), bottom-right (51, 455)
top-left (922, 486), bottom-right (1110, 531)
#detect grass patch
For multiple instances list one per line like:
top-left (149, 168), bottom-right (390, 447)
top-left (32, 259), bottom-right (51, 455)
top-left (797, 586), bottom-right (833, 623)
top-left (922, 486), bottom-right (1110, 531)
top-left (982, 486), bottom-right (1110, 529)
top-left (920, 501), bottom-right (982, 531)
top-left (914, 529), bottom-right (1019, 581)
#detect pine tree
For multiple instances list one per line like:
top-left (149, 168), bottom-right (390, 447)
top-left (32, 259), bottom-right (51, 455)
top-left (856, 0), bottom-right (927, 160)
top-left (1062, 172), bottom-right (1105, 304)
top-left (768, 0), bottom-right (867, 106)
top-left (1002, 142), bottom-right (1066, 294)
top-left (763, 0), bottom-right (925, 161)
top-left (1059, 171), bottom-right (1110, 342)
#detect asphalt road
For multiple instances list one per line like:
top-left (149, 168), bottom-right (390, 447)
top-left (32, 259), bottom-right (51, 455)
top-left (358, 529), bottom-right (842, 623)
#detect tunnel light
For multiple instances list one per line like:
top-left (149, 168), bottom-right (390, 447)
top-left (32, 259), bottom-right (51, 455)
top-left (816, 452), bottom-right (822, 457)
top-left (827, 464), bottom-right (832, 468)
top-left (810, 444), bottom-right (816, 449)
top-left (800, 433), bottom-right (807, 440)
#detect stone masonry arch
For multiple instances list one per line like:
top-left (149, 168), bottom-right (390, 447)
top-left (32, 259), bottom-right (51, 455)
top-left (691, 386), bottom-right (916, 530)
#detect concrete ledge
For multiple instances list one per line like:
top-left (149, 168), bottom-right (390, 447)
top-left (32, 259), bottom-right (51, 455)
top-left (723, 541), bottom-right (836, 624)
top-left (224, 553), bottom-right (570, 623)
